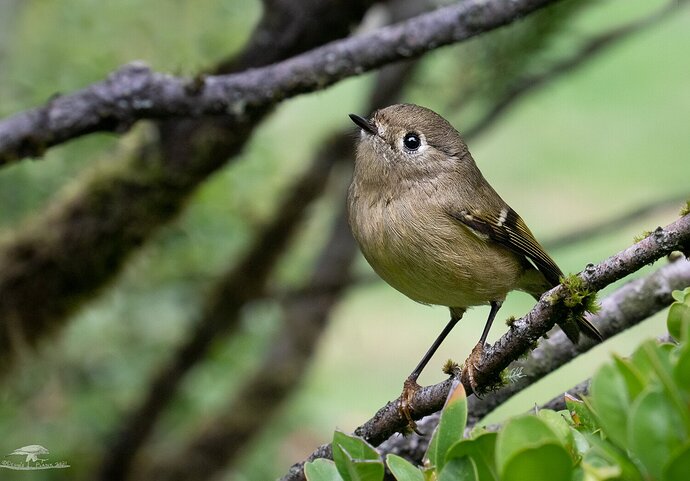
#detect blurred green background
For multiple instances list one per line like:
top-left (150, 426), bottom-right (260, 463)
top-left (0, 0), bottom-right (688, 479)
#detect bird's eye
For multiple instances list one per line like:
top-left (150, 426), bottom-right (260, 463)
top-left (403, 133), bottom-right (421, 151)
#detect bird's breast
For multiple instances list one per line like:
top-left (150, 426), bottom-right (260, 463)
top-left (347, 181), bottom-right (523, 308)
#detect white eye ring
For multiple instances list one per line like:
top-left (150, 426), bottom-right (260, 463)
top-left (403, 133), bottom-right (421, 151)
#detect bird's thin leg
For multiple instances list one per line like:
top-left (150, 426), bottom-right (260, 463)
top-left (400, 310), bottom-right (463, 434)
top-left (464, 300), bottom-right (503, 393)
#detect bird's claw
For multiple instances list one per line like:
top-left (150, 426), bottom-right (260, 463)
top-left (462, 342), bottom-right (486, 396)
top-left (400, 378), bottom-right (423, 435)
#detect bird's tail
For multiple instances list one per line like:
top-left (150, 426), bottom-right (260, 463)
top-left (558, 315), bottom-right (603, 345)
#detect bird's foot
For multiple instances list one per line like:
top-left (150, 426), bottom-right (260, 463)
top-left (399, 377), bottom-right (423, 435)
top-left (461, 342), bottom-right (486, 396)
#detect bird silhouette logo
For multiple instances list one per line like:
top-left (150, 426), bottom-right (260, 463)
top-left (7, 445), bottom-right (49, 463)
top-left (2, 445), bottom-right (70, 470)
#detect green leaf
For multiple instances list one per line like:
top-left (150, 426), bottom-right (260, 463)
top-left (612, 355), bottom-right (645, 400)
top-left (640, 342), bottom-right (690, 431)
top-left (333, 431), bottom-right (380, 462)
top-left (496, 415), bottom-right (560, 475)
top-left (305, 459), bottom-right (344, 481)
top-left (537, 409), bottom-right (576, 458)
top-left (569, 427), bottom-right (590, 455)
top-left (334, 445), bottom-right (384, 481)
top-left (332, 432), bottom-right (383, 481)
top-left (590, 363), bottom-right (631, 448)
top-left (667, 294), bottom-right (690, 342)
top-left (580, 462), bottom-right (622, 480)
top-left (673, 342), bottom-right (690, 393)
top-left (584, 434), bottom-right (645, 481)
top-left (628, 388), bottom-right (686, 480)
top-left (386, 454), bottom-right (424, 481)
top-left (663, 442), bottom-right (690, 481)
top-left (502, 443), bottom-right (572, 481)
top-left (565, 394), bottom-right (598, 432)
top-left (671, 289), bottom-right (686, 303)
top-left (425, 381), bottom-right (468, 472)
top-left (437, 457), bottom-right (479, 481)
top-left (445, 433), bottom-right (498, 481)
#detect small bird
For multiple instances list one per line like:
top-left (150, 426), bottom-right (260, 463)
top-left (347, 104), bottom-right (601, 430)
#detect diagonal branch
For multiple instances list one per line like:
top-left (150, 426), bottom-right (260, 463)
top-left (0, 0), bottom-right (567, 164)
top-left (96, 141), bottom-right (339, 481)
top-left (281, 214), bottom-right (690, 480)
top-left (376, 258), bottom-right (690, 464)
top-left (135, 205), bottom-right (357, 481)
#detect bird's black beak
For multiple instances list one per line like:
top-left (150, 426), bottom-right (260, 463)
top-left (349, 114), bottom-right (377, 136)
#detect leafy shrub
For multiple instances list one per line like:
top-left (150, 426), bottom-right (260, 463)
top-left (305, 288), bottom-right (690, 481)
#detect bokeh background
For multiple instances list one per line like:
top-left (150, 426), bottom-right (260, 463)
top-left (0, 0), bottom-right (688, 479)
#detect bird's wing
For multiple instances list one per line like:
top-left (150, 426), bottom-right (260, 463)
top-left (447, 206), bottom-right (562, 286)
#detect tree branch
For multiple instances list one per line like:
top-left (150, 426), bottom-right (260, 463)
top-left (0, 0), bottom-right (566, 164)
top-left (135, 205), bottom-right (356, 481)
top-left (96, 139), bottom-right (339, 481)
top-left (376, 259), bottom-right (690, 464)
top-left (122, 12), bottom-right (423, 474)
top-left (0, 0), bottom-right (378, 377)
top-left (281, 214), bottom-right (690, 480)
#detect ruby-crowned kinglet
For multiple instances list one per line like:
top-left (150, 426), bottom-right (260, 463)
top-left (347, 104), bottom-right (601, 430)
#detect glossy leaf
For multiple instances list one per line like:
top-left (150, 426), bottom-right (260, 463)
top-left (445, 432), bottom-right (498, 481)
top-left (668, 289), bottom-right (690, 341)
top-left (584, 433), bottom-right (645, 481)
top-left (570, 427), bottom-right (590, 455)
top-left (628, 388), bottom-right (685, 480)
top-left (334, 445), bottom-right (384, 481)
top-left (673, 342), bottom-right (690, 393)
top-left (332, 432), bottom-right (383, 481)
top-left (537, 409), bottom-right (576, 458)
top-left (565, 394), bottom-right (598, 432)
top-left (502, 443), bottom-right (572, 481)
top-left (305, 459), bottom-right (344, 481)
top-left (590, 363), bottom-right (631, 448)
top-left (386, 454), bottom-right (424, 481)
top-left (662, 442), bottom-right (690, 481)
top-left (496, 415), bottom-right (560, 475)
top-left (425, 380), bottom-right (468, 472)
top-left (437, 457), bottom-right (478, 481)
top-left (671, 289), bottom-right (688, 303)
top-left (612, 355), bottom-right (645, 400)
